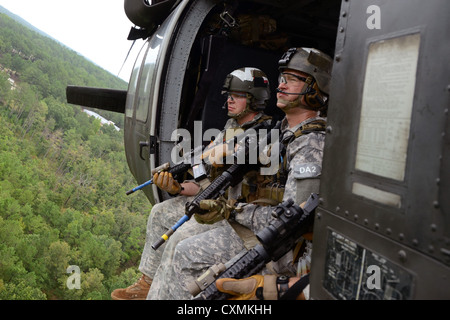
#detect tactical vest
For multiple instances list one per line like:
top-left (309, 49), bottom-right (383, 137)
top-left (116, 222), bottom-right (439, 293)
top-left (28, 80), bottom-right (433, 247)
top-left (241, 119), bottom-right (327, 206)
top-left (209, 114), bottom-right (272, 181)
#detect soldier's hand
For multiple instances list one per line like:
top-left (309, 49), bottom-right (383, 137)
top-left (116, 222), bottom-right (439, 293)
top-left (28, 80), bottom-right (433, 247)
top-left (216, 275), bottom-right (266, 300)
top-left (217, 275), bottom-right (307, 300)
top-left (153, 171), bottom-right (182, 195)
top-left (201, 143), bottom-right (232, 168)
top-left (195, 197), bottom-right (233, 224)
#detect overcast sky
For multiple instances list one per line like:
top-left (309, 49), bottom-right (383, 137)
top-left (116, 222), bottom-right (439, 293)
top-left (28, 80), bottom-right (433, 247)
top-left (0, 0), bottom-right (146, 82)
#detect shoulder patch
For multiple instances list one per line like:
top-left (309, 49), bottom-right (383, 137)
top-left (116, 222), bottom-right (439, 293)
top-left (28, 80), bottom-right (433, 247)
top-left (293, 163), bottom-right (322, 179)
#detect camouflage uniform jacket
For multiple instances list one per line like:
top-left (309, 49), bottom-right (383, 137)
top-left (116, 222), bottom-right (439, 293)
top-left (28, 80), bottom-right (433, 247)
top-left (187, 112), bottom-right (271, 194)
top-left (212, 112), bottom-right (271, 146)
top-left (234, 115), bottom-right (326, 235)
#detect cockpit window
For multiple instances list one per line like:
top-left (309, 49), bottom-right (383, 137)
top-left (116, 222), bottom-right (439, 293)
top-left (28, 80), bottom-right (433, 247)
top-left (135, 21), bottom-right (170, 123)
top-left (125, 42), bottom-right (148, 118)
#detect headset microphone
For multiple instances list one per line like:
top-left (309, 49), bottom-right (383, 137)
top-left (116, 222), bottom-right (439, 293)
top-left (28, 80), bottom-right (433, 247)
top-left (277, 86), bottom-right (327, 109)
top-left (276, 88), bottom-right (316, 95)
top-left (276, 88), bottom-right (303, 95)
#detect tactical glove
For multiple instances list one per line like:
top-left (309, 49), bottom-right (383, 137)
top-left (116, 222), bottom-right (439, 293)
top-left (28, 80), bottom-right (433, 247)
top-left (194, 197), bottom-right (234, 224)
top-left (153, 171), bottom-right (182, 195)
top-left (215, 275), bottom-right (277, 300)
top-left (216, 275), bottom-right (307, 300)
top-left (201, 143), bottom-right (232, 168)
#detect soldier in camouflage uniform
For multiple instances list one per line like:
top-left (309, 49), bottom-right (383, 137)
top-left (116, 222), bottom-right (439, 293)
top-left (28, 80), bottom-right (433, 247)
top-left (111, 67), bottom-right (272, 300)
top-left (151, 47), bottom-right (332, 300)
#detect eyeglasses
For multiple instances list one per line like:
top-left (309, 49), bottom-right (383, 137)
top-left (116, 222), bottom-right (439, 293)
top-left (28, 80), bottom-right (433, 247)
top-left (278, 72), bottom-right (309, 86)
top-left (225, 92), bottom-right (247, 101)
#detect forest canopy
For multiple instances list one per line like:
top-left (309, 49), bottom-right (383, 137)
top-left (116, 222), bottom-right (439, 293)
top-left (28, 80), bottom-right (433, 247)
top-left (0, 12), bottom-right (150, 299)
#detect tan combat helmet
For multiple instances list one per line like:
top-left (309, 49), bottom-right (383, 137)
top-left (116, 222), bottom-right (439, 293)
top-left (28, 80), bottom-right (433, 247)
top-left (222, 67), bottom-right (271, 113)
top-left (278, 47), bottom-right (333, 110)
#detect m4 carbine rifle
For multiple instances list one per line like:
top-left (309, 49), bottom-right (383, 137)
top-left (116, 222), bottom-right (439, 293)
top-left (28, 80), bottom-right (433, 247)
top-left (151, 121), bottom-right (281, 250)
top-left (125, 120), bottom-right (272, 195)
top-left (190, 193), bottom-right (319, 300)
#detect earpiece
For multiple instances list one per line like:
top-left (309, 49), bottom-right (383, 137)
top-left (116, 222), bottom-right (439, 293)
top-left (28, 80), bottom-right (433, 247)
top-left (304, 81), bottom-right (328, 109)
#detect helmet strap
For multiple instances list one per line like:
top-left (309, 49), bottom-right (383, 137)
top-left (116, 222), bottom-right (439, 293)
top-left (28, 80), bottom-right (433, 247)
top-left (228, 104), bottom-right (254, 119)
top-left (228, 93), bottom-right (256, 119)
top-left (277, 76), bottom-right (323, 112)
top-left (277, 95), bottom-right (302, 112)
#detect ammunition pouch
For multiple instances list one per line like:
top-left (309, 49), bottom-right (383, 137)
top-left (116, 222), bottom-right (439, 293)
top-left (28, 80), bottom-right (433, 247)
top-left (232, 177), bottom-right (285, 249)
top-left (241, 180), bottom-right (285, 206)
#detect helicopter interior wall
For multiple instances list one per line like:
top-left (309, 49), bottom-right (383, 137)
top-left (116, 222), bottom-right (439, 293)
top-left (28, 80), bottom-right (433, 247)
top-left (155, 0), bottom-right (342, 202)
top-left (190, 0), bottom-right (342, 137)
top-left (199, 36), bottom-right (285, 135)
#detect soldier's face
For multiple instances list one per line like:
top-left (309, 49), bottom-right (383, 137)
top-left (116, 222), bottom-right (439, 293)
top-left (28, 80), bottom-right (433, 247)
top-left (276, 69), bottom-right (308, 109)
top-left (226, 91), bottom-right (247, 116)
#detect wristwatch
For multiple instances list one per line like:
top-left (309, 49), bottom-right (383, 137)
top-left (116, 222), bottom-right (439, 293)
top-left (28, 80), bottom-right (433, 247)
top-left (276, 275), bottom-right (290, 299)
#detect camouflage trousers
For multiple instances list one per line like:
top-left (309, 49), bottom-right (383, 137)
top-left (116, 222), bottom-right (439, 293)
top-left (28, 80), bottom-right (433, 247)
top-left (139, 195), bottom-right (198, 278)
top-left (147, 219), bottom-right (246, 300)
top-left (137, 195), bottom-right (240, 299)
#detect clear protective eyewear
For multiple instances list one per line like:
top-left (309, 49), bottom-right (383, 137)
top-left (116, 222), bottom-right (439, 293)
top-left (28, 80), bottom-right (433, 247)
top-left (278, 72), bottom-right (308, 86)
top-left (225, 92), bottom-right (247, 101)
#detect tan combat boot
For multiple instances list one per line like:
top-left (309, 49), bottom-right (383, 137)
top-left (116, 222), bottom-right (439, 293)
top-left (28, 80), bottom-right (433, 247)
top-left (111, 274), bottom-right (152, 300)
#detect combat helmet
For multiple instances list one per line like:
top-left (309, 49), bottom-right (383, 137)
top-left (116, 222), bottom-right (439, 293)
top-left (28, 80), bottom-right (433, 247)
top-left (222, 67), bottom-right (271, 113)
top-left (278, 47), bottom-right (333, 110)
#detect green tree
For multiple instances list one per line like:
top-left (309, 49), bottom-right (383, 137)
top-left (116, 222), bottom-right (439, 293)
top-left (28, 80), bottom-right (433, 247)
top-left (0, 12), bottom-right (150, 300)
top-left (44, 241), bottom-right (71, 291)
top-left (0, 71), bottom-right (11, 102)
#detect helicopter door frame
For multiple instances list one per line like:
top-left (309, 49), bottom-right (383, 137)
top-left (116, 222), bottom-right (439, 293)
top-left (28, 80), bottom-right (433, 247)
top-left (311, 0), bottom-right (450, 299)
top-left (124, 0), bottom-right (191, 204)
top-left (152, 0), bottom-right (219, 202)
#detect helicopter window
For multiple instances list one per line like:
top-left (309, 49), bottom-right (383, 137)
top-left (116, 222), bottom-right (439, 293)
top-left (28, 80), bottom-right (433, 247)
top-left (135, 23), bottom-right (169, 123)
top-left (126, 41), bottom-right (149, 118)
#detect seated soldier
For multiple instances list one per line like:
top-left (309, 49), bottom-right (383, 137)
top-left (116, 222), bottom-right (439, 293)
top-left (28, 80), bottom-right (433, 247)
top-left (111, 67), bottom-right (272, 300)
top-left (146, 47), bottom-right (332, 300)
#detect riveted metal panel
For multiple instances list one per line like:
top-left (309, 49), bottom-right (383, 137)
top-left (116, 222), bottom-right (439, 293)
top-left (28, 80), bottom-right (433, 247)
top-left (311, 0), bottom-right (450, 299)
